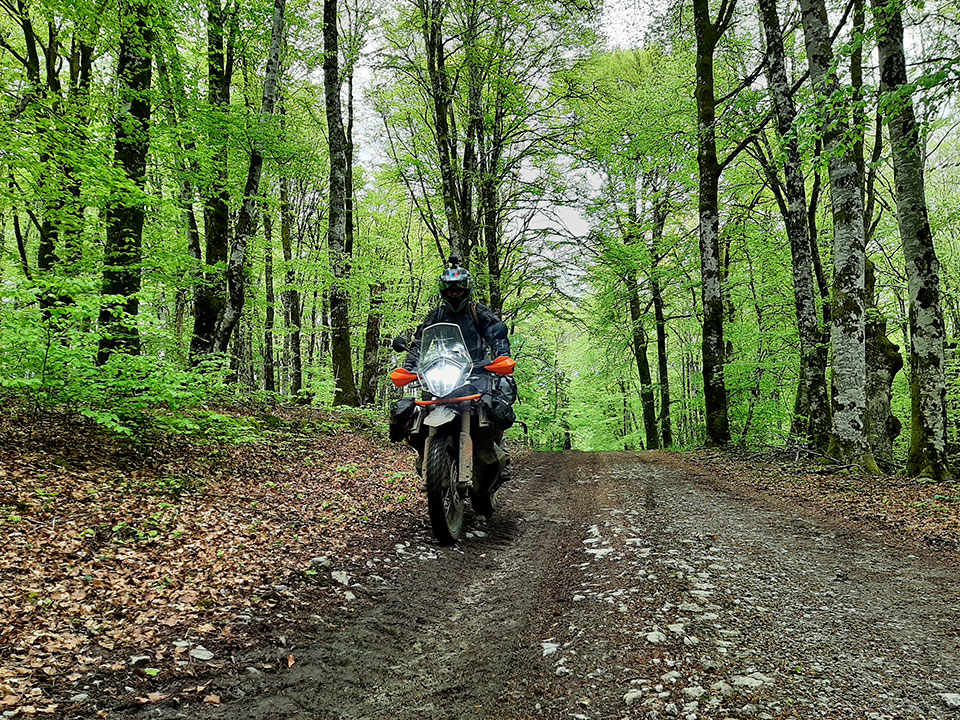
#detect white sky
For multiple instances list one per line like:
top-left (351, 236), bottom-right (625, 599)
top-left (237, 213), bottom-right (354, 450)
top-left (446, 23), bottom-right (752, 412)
top-left (601, 0), bottom-right (662, 50)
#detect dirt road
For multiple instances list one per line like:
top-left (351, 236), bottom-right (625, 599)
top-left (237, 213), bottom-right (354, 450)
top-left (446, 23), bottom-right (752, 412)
top-left (155, 452), bottom-right (960, 720)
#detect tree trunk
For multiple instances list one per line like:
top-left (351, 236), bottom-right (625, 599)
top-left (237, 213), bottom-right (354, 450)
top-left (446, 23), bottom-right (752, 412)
top-left (238, 314), bottom-right (256, 387)
top-left (628, 277), bottom-right (659, 450)
top-left (280, 178), bottom-right (302, 395)
top-left (758, 0), bottom-right (830, 451)
top-left (650, 204), bottom-right (673, 447)
top-left (14, 8), bottom-right (95, 312)
top-left (323, 0), bottom-right (359, 406)
top-left (865, 259), bottom-right (904, 464)
top-left (211, 0), bottom-right (284, 353)
top-left (799, 0), bottom-right (877, 470)
top-left (417, 0), bottom-right (468, 259)
top-left (97, 0), bottom-right (152, 364)
top-left (481, 175), bottom-right (504, 315)
top-left (873, 0), bottom-right (951, 479)
top-left (308, 288), bottom-right (319, 370)
top-left (154, 20), bottom-right (203, 352)
top-left (12, 212), bottom-right (32, 280)
top-left (191, 0), bottom-right (235, 359)
top-left (692, 0), bottom-right (732, 446)
top-left (345, 72), bottom-right (355, 260)
top-left (359, 283), bottom-right (385, 405)
top-left (263, 211), bottom-right (277, 392)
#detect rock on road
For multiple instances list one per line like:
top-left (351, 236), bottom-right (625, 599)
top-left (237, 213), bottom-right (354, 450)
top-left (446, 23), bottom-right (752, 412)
top-left (183, 452), bottom-right (960, 720)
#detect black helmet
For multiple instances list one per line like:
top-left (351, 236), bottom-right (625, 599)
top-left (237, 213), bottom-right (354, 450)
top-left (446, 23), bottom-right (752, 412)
top-left (439, 263), bottom-right (473, 313)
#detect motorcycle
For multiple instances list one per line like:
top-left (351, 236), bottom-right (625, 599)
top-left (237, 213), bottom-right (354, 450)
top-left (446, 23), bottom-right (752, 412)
top-left (389, 322), bottom-right (516, 545)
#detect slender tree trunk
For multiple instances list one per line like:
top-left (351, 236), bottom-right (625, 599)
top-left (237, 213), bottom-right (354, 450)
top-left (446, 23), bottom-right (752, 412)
top-left (625, 182), bottom-right (659, 449)
top-left (14, 9), bottom-right (96, 309)
top-left (320, 290), bottom-right (330, 357)
top-left (62, 36), bottom-right (95, 273)
top-left (807, 142), bottom-right (831, 325)
top-left (308, 288), bottom-right (319, 369)
top-left (97, 0), bottom-right (152, 364)
top-left (865, 259), bottom-right (904, 463)
top-left (758, 0), bottom-right (830, 451)
top-left (740, 246), bottom-right (767, 447)
top-left (693, 0), bottom-right (732, 446)
top-left (799, 0), bottom-right (877, 470)
top-left (324, 0), bottom-right (359, 406)
top-left (263, 211), bottom-right (277, 392)
top-left (211, 0), bottom-right (284, 353)
top-left (481, 175), bottom-right (503, 315)
top-left (359, 283), bottom-right (385, 404)
top-left (280, 178), bottom-right (302, 395)
top-left (345, 71), bottom-right (355, 259)
top-left (628, 277), bottom-right (659, 449)
top-left (13, 212), bottom-right (32, 280)
top-left (239, 313), bottom-right (256, 387)
top-left (650, 205), bottom-right (673, 446)
top-left (154, 21), bottom-right (202, 353)
top-left (418, 0), bottom-right (466, 259)
top-left (873, 0), bottom-right (951, 478)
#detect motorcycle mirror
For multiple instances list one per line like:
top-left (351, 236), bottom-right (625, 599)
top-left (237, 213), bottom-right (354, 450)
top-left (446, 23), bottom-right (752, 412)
top-left (391, 336), bottom-right (409, 352)
top-left (490, 322), bottom-right (508, 341)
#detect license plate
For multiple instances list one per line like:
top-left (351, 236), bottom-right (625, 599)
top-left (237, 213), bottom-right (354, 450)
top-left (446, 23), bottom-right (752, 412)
top-left (424, 405), bottom-right (457, 427)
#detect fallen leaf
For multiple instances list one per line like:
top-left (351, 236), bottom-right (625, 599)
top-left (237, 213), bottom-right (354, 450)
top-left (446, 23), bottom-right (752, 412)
top-left (203, 695), bottom-right (220, 705)
top-left (287, 654), bottom-right (295, 668)
top-left (147, 693), bottom-right (169, 702)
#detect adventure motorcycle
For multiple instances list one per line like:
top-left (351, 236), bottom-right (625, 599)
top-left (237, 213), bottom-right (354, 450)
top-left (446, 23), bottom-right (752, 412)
top-left (389, 322), bottom-right (516, 545)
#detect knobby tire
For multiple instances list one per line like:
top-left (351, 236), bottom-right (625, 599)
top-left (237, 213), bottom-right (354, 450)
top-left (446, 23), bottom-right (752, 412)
top-left (425, 436), bottom-right (463, 545)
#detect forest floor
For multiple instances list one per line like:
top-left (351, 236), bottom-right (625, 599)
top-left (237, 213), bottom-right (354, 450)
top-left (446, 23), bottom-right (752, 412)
top-left (2, 406), bottom-right (960, 719)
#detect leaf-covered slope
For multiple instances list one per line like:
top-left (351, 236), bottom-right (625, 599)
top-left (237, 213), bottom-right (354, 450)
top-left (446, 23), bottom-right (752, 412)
top-left (0, 406), bottom-right (422, 714)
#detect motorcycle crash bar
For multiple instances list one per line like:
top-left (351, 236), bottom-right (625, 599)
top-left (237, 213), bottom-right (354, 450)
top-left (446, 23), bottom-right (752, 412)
top-left (415, 393), bottom-right (482, 407)
top-left (390, 367), bottom-right (419, 387)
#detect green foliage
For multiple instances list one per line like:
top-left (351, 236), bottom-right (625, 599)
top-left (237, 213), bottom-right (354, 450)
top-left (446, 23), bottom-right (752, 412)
top-left (1, 0), bottom-right (959, 468)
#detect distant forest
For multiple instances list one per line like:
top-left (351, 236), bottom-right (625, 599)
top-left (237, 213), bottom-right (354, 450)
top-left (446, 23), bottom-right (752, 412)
top-left (2, 0), bottom-right (960, 477)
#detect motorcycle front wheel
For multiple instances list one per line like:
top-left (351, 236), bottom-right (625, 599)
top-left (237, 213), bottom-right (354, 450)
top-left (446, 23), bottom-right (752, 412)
top-left (425, 435), bottom-right (464, 545)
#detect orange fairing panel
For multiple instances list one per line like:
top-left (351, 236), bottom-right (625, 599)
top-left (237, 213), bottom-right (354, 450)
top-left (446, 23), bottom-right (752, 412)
top-left (390, 367), bottom-right (418, 387)
top-left (484, 356), bottom-right (516, 375)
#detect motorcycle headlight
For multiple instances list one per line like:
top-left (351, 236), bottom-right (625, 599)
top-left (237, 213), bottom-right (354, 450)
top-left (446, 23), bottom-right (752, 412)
top-left (421, 359), bottom-right (468, 397)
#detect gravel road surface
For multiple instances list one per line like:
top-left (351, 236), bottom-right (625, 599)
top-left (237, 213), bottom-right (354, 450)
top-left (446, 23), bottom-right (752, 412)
top-left (154, 452), bottom-right (960, 720)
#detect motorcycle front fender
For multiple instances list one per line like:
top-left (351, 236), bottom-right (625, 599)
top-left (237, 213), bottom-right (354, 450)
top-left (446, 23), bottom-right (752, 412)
top-left (423, 404), bottom-right (458, 427)
top-left (419, 403), bottom-right (474, 489)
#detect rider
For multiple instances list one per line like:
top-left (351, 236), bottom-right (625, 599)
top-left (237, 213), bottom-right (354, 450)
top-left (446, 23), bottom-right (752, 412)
top-left (403, 259), bottom-right (516, 488)
top-left (404, 262), bottom-right (508, 369)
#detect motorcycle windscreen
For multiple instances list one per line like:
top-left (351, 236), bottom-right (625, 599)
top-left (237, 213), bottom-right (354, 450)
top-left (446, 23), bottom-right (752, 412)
top-left (419, 323), bottom-right (472, 397)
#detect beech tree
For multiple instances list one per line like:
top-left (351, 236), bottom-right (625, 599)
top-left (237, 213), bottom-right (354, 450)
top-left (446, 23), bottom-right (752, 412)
top-left (97, 0), bottom-right (153, 364)
top-left (873, 0), bottom-right (951, 478)
top-left (757, 0), bottom-right (830, 452)
top-left (324, 0), bottom-right (359, 406)
top-left (189, 0), bottom-right (238, 359)
top-left (691, 0), bottom-right (735, 447)
top-left (799, 0), bottom-right (878, 470)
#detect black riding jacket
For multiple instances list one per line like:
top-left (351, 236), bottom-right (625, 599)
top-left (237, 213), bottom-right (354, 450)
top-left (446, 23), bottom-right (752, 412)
top-left (403, 303), bottom-right (509, 371)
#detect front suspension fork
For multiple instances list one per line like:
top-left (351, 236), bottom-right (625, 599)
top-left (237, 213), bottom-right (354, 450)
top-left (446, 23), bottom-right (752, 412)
top-left (459, 399), bottom-right (474, 490)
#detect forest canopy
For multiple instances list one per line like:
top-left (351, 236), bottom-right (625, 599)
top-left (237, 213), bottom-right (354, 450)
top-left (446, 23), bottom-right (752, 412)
top-left (2, 0), bottom-right (960, 477)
